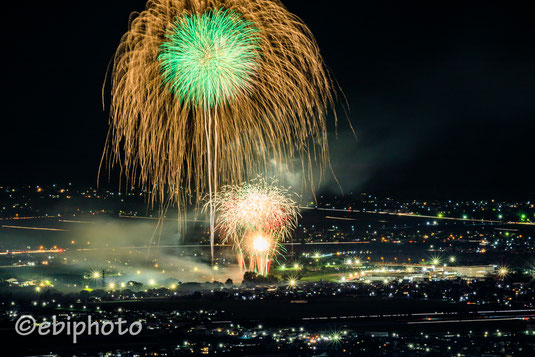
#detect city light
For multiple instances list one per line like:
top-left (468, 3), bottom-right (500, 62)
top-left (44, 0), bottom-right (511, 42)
top-left (498, 266), bottom-right (509, 278)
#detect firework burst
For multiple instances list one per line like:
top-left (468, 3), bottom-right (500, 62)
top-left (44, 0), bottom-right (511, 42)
top-left (210, 178), bottom-right (299, 275)
top-left (159, 9), bottom-right (261, 107)
top-left (104, 0), bottom-right (335, 262)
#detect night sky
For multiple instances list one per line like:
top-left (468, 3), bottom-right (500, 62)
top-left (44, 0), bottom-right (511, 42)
top-left (3, 1), bottom-right (534, 199)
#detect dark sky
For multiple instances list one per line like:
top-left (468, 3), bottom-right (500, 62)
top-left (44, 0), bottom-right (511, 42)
top-left (3, 1), bottom-right (534, 199)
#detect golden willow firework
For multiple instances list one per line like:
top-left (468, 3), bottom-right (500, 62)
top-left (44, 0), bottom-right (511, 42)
top-left (105, 0), bottom-right (335, 261)
top-left (210, 179), bottom-right (300, 275)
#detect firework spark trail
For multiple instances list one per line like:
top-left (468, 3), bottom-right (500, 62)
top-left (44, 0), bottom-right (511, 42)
top-left (1, 225), bottom-right (68, 232)
top-left (104, 0), bottom-right (335, 262)
top-left (209, 178), bottom-right (300, 275)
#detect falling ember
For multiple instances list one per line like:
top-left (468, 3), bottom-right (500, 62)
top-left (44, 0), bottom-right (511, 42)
top-left (208, 178), bottom-right (300, 276)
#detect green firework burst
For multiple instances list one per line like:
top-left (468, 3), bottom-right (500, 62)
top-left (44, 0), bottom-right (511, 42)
top-left (159, 9), bottom-right (260, 107)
